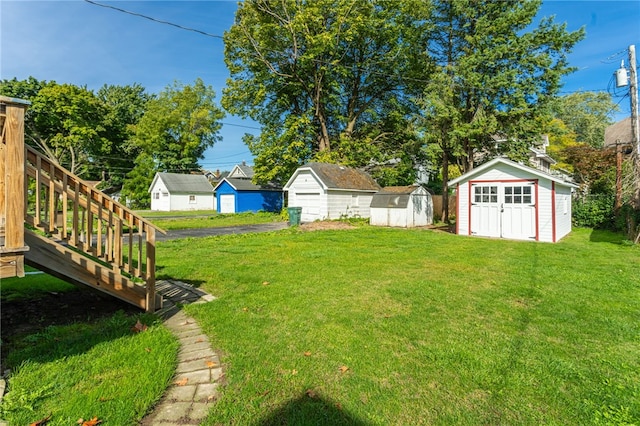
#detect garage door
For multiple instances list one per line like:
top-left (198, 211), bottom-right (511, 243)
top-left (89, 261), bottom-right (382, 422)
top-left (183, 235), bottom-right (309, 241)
top-left (294, 193), bottom-right (320, 222)
top-left (219, 194), bottom-right (235, 213)
top-left (470, 182), bottom-right (536, 240)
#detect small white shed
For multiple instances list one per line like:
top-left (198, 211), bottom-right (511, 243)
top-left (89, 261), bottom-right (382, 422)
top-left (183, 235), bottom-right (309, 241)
top-left (149, 172), bottom-right (215, 211)
top-left (448, 157), bottom-right (577, 243)
top-left (370, 185), bottom-right (433, 228)
top-left (283, 162), bottom-right (381, 222)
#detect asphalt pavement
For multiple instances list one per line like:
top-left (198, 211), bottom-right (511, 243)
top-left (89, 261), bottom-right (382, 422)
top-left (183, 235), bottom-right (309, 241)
top-left (155, 222), bottom-right (290, 241)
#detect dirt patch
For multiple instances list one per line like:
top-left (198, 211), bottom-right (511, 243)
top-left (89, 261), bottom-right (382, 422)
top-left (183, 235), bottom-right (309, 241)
top-left (1, 288), bottom-right (141, 369)
top-left (299, 221), bottom-right (356, 231)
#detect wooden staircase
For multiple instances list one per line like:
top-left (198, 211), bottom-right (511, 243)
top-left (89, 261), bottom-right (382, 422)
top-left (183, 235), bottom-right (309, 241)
top-left (0, 96), bottom-right (164, 312)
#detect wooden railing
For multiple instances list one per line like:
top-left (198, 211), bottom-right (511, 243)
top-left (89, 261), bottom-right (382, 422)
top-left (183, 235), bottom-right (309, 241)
top-left (24, 145), bottom-right (165, 311)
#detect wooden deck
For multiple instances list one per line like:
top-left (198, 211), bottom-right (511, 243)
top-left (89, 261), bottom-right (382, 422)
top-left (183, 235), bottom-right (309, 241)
top-left (0, 96), bottom-right (164, 312)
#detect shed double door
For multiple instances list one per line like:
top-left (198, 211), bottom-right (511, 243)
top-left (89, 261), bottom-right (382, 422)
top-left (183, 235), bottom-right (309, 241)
top-left (470, 182), bottom-right (536, 240)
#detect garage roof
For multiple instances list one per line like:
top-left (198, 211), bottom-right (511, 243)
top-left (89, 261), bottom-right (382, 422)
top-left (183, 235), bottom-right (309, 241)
top-left (150, 172), bottom-right (214, 194)
top-left (287, 162), bottom-right (380, 191)
top-left (371, 186), bottom-right (427, 208)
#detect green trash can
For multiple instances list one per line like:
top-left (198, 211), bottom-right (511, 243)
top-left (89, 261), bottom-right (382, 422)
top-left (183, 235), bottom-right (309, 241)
top-left (287, 207), bottom-right (302, 226)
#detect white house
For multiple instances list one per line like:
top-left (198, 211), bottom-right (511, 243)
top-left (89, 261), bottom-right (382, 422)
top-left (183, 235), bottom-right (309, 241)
top-left (283, 162), bottom-right (381, 222)
top-left (370, 185), bottom-right (433, 228)
top-left (149, 172), bottom-right (215, 211)
top-left (448, 157), bottom-right (578, 243)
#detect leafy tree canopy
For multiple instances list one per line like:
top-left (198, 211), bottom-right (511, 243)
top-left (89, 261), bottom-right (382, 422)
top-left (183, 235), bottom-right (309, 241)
top-left (223, 0), bottom-right (430, 184)
top-left (548, 91), bottom-right (618, 148)
top-left (121, 78), bottom-right (224, 207)
top-left (1, 77), bottom-right (108, 177)
top-left (416, 0), bottom-right (584, 220)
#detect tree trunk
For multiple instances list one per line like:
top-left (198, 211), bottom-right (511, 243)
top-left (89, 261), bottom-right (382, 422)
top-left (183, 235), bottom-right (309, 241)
top-left (441, 147), bottom-right (450, 223)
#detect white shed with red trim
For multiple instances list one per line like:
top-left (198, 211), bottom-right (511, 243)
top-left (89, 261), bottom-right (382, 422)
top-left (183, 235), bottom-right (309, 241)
top-left (448, 157), bottom-right (577, 243)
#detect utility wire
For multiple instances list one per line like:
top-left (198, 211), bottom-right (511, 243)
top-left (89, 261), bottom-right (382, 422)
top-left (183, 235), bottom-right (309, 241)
top-left (83, 0), bottom-right (224, 39)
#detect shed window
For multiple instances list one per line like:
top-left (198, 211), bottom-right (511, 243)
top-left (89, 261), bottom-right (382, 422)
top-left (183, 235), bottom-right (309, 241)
top-left (351, 195), bottom-right (359, 206)
top-left (474, 186), bottom-right (497, 204)
top-left (189, 195), bottom-right (196, 203)
top-left (153, 192), bottom-right (160, 200)
top-left (505, 185), bottom-right (532, 204)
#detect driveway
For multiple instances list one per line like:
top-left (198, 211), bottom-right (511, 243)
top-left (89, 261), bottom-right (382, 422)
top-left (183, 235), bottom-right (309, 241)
top-left (155, 222), bottom-right (290, 242)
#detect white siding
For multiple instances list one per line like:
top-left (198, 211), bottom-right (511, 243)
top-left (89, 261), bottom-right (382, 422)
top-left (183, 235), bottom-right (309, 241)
top-left (370, 189), bottom-right (433, 228)
top-left (554, 184), bottom-right (573, 241)
top-left (455, 182), bottom-right (470, 235)
top-left (537, 180), bottom-right (554, 243)
top-left (286, 170), bottom-right (326, 222)
top-left (169, 193), bottom-right (214, 211)
top-left (327, 191), bottom-right (374, 219)
top-left (370, 208), bottom-right (409, 227)
top-left (150, 181), bottom-right (170, 211)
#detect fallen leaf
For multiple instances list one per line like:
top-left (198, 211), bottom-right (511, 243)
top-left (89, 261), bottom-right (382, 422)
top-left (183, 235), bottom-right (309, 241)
top-left (262, 281), bottom-right (270, 286)
top-left (207, 394), bottom-right (218, 402)
top-left (259, 390), bottom-right (271, 396)
top-left (206, 360), bottom-right (218, 368)
top-left (145, 347), bottom-right (151, 353)
top-left (131, 320), bottom-right (148, 333)
top-left (242, 307), bottom-right (249, 312)
top-left (174, 378), bottom-right (189, 386)
top-left (305, 389), bottom-right (317, 399)
top-left (339, 365), bottom-right (349, 373)
top-left (81, 417), bottom-right (102, 426)
top-left (196, 338), bottom-right (204, 343)
top-left (303, 351), bottom-right (312, 357)
top-left (291, 369), bottom-right (298, 375)
top-left (336, 402), bottom-right (343, 410)
top-left (29, 413), bottom-right (52, 426)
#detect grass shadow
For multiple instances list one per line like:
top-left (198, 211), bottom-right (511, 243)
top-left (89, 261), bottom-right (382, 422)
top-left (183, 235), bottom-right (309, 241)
top-left (253, 392), bottom-right (370, 426)
top-left (1, 288), bottom-right (151, 370)
top-left (588, 228), bottom-right (632, 245)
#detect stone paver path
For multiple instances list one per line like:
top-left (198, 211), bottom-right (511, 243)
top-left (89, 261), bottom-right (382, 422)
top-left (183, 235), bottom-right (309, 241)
top-left (139, 280), bottom-right (221, 425)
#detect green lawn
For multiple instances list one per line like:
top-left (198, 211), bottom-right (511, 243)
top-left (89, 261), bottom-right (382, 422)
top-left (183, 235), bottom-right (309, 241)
top-left (140, 210), bottom-right (284, 230)
top-left (2, 226), bottom-right (639, 425)
top-left (0, 272), bottom-right (178, 425)
top-left (158, 226), bottom-right (639, 425)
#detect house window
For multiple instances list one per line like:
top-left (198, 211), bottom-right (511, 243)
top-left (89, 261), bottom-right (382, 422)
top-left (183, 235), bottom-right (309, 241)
top-left (162, 192), bottom-right (168, 197)
top-left (153, 192), bottom-right (160, 200)
top-left (189, 195), bottom-right (196, 203)
top-left (474, 186), bottom-right (497, 204)
top-left (504, 185), bottom-right (532, 204)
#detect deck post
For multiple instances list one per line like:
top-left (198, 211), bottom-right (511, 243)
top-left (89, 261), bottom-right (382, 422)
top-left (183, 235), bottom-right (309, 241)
top-left (0, 97), bottom-right (30, 278)
top-left (145, 226), bottom-right (157, 312)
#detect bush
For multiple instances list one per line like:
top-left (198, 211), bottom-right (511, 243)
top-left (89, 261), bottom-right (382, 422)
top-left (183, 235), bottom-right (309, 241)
top-left (573, 194), bottom-right (614, 229)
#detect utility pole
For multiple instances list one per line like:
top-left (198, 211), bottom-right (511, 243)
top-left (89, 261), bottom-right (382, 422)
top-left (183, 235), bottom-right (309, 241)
top-left (628, 45), bottom-right (640, 242)
top-left (630, 45), bottom-right (639, 156)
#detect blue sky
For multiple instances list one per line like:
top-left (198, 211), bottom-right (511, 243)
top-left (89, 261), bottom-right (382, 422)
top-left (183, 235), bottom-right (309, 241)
top-left (1, 1), bottom-right (639, 171)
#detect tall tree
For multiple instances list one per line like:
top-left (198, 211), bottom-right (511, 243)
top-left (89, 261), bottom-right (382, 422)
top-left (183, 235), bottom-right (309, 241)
top-left (548, 91), bottom-right (618, 148)
top-left (417, 0), bottom-right (584, 221)
top-left (96, 84), bottom-right (151, 189)
top-left (223, 0), bottom-right (430, 184)
top-left (0, 79), bottom-right (108, 177)
top-left (121, 79), bottom-right (224, 207)
top-left (1, 78), bottom-right (149, 183)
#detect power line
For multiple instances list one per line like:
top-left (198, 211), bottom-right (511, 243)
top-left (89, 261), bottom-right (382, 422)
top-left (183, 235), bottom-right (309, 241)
top-left (83, 0), bottom-right (224, 39)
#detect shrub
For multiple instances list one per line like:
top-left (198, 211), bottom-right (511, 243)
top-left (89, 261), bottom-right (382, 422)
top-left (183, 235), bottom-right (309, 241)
top-left (573, 194), bottom-right (614, 229)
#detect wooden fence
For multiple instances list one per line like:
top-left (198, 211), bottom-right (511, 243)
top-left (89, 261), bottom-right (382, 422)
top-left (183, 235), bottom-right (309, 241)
top-left (432, 195), bottom-right (457, 221)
